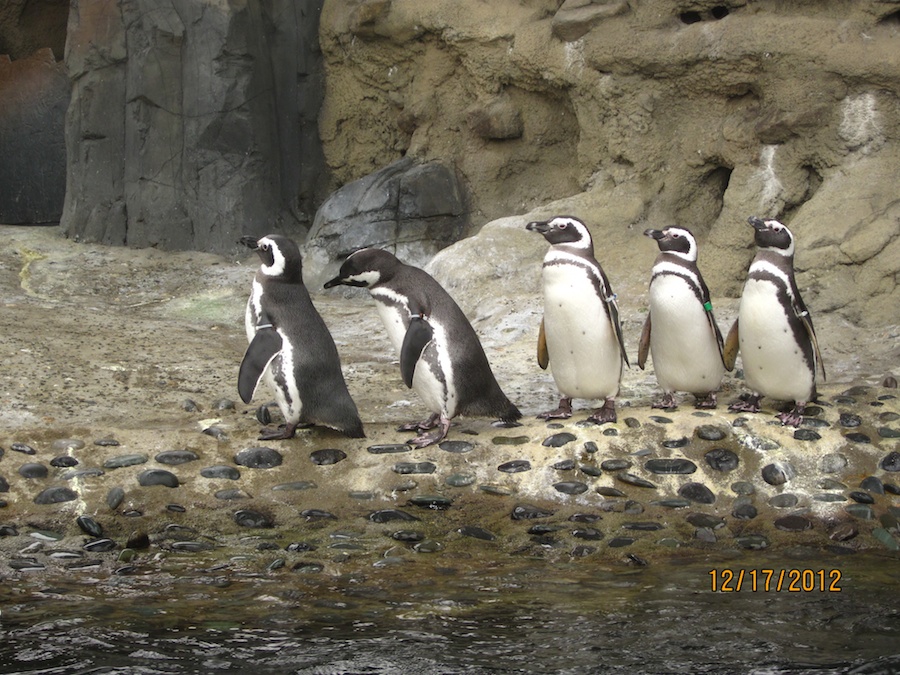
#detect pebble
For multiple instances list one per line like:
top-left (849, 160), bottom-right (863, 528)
top-left (498, 460), bottom-right (531, 474)
top-left (413, 540), bottom-right (443, 553)
top-left (878, 427), bottom-right (900, 438)
top-left (104, 454), bottom-right (149, 469)
top-left (293, 562), bottom-right (324, 573)
top-left (761, 462), bottom-right (796, 486)
top-left (583, 441), bottom-right (599, 453)
top-left (579, 465), bottom-right (602, 477)
top-left (813, 493), bottom-right (846, 503)
top-left (596, 486), bottom-right (626, 497)
top-left (607, 537), bottom-right (635, 548)
top-left (695, 425), bottom-right (728, 441)
top-left (439, 440), bottom-right (474, 453)
top-left (213, 398), bottom-right (235, 410)
top-left (202, 427), bottom-right (228, 441)
top-left (285, 541), bottom-right (318, 552)
top-left (738, 435), bottom-right (780, 452)
top-left (77, 516), bottom-right (103, 537)
top-left (155, 450), bottom-right (199, 465)
top-left (201, 465), bottom-right (241, 480)
top-left (552, 459), bottom-right (576, 471)
top-left (872, 528), bottom-right (900, 551)
top-left (839, 412), bottom-right (862, 428)
top-left (704, 448), bottom-right (739, 472)
top-left (446, 473), bottom-right (476, 487)
top-left (793, 429), bottom-right (821, 441)
top-left (393, 462), bottom-right (436, 475)
top-left (845, 504), bottom-right (876, 520)
top-left (735, 534), bottom-right (769, 550)
top-left (600, 459), bottom-right (631, 471)
top-left (661, 437), bottom-right (689, 448)
top-left (84, 538), bottom-right (117, 553)
top-left (829, 523), bottom-right (858, 541)
top-left (678, 482), bottom-right (715, 504)
top-left (407, 495), bottom-right (453, 509)
top-left (652, 498), bottom-right (691, 508)
top-left (542, 432), bottom-right (577, 448)
top-left (458, 526), bottom-right (496, 541)
top-left (480, 485), bottom-right (513, 496)
top-left (732, 503), bottom-right (758, 520)
top-left (768, 493), bottom-right (799, 508)
top-left (844, 432), bottom-right (871, 444)
top-left (18, 462), bottom-right (48, 479)
top-left (819, 453), bottom-right (848, 474)
top-left (553, 482), bottom-right (589, 495)
top-left (64, 468), bottom-right (104, 480)
top-left (624, 418), bottom-right (641, 428)
top-left (511, 504), bottom-right (554, 520)
top-left (573, 528), bottom-right (604, 540)
top-left (33, 487), bottom-right (78, 504)
top-left (622, 522), bottom-right (664, 531)
top-left (137, 469), bottom-right (179, 488)
top-left (817, 478), bottom-right (847, 490)
top-left (644, 458), bottom-right (697, 475)
top-left (234, 447), bottom-right (283, 469)
top-left (880, 451), bottom-right (900, 472)
top-left (860, 476), bottom-right (885, 494)
top-left (732, 481), bottom-right (755, 495)
top-left (94, 438), bottom-right (120, 447)
top-left (181, 399), bottom-right (201, 412)
top-left (271, 481), bottom-right (316, 491)
top-left (11, 442), bottom-right (37, 455)
top-left (233, 509), bottom-right (273, 528)
top-left (368, 509), bottom-right (419, 523)
top-left (106, 487), bottom-right (125, 510)
top-left (492, 436), bottom-right (529, 446)
top-left (255, 405), bottom-right (272, 425)
top-left (849, 491), bottom-right (875, 505)
top-left (570, 513), bottom-right (602, 523)
top-left (50, 456), bottom-right (79, 468)
top-left (687, 513), bottom-right (724, 529)
top-left (367, 444), bottom-right (410, 454)
top-left (616, 473), bottom-right (656, 489)
top-left (885, 483), bottom-right (900, 496)
top-left (302, 509), bottom-right (337, 520)
top-left (649, 416), bottom-right (672, 424)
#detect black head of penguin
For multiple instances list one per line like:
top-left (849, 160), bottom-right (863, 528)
top-left (525, 216), bottom-right (592, 247)
top-left (749, 216), bottom-right (794, 254)
top-left (241, 234), bottom-right (303, 283)
top-left (324, 248), bottom-right (401, 289)
top-left (644, 226), bottom-right (696, 258)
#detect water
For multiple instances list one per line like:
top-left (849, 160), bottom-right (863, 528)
top-left (2, 551), bottom-right (899, 674)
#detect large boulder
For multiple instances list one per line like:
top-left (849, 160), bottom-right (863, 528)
top-left (61, 0), bottom-right (326, 252)
top-left (0, 48), bottom-right (68, 224)
top-left (302, 157), bottom-right (467, 290)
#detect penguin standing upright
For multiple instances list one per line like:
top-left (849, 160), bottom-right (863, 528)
top-left (324, 248), bottom-right (521, 448)
top-left (238, 235), bottom-right (365, 440)
top-left (638, 226), bottom-right (728, 409)
top-left (526, 216), bottom-right (628, 424)
top-left (725, 216), bottom-right (825, 426)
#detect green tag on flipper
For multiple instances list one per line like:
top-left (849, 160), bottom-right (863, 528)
top-left (703, 301), bottom-right (713, 312)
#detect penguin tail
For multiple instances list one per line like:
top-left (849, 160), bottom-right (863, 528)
top-left (498, 400), bottom-right (523, 425)
top-left (342, 419), bottom-right (366, 439)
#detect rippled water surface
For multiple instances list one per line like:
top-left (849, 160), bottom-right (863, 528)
top-left (2, 551), bottom-right (899, 674)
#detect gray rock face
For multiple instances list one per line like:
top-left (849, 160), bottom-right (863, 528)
top-left (302, 157), bottom-right (467, 289)
top-left (61, 0), bottom-right (326, 253)
top-left (0, 49), bottom-right (68, 224)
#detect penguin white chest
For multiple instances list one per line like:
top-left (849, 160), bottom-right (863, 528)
top-left (648, 274), bottom-right (724, 394)
top-left (541, 262), bottom-right (621, 399)
top-left (739, 278), bottom-right (813, 402)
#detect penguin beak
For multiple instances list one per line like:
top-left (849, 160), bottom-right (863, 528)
top-left (748, 216), bottom-right (768, 231)
top-left (323, 276), bottom-right (344, 289)
top-left (239, 235), bottom-right (260, 250)
top-left (526, 221), bottom-right (550, 234)
top-left (644, 229), bottom-right (664, 241)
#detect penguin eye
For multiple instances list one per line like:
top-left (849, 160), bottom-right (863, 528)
top-left (260, 243), bottom-right (270, 251)
top-left (558, 222), bottom-right (568, 230)
top-left (671, 232), bottom-right (681, 239)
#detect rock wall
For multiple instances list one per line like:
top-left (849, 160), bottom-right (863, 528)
top-left (319, 0), bottom-right (900, 327)
top-left (61, 0), bottom-right (327, 252)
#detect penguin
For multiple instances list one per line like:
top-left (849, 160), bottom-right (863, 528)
top-left (526, 216), bottom-right (628, 424)
top-left (238, 234), bottom-right (365, 440)
top-left (323, 248), bottom-right (521, 447)
top-left (638, 226), bottom-right (729, 409)
top-left (725, 216), bottom-right (826, 426)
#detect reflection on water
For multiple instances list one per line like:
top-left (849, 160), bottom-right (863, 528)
top-left (1, 551), bottom-right (899, 674)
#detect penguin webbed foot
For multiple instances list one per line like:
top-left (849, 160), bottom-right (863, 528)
top-left (406, 417), bottom-right (451, 448)
top-left (537, 398), bottom-right (573, 420)
top-left (729, 394), bottom-right (761, 414)
top-left (693, 392), bottom-right (718, 409)
top-left (586, 398), bottom-right (617, 425)
top-left (257, 422), bottom-right (301, 441)
top-left (397, 413), bottom-right (440, 433)
top-left (777, 404), bottom-right (806, 428)
top-left (652, 393), bottom-right (678, 410)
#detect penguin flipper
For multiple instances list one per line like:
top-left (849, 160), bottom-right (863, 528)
top-left (606, 296), bottom-right (630, 368)
top-left (400, 315), bottom-right (433, 389)
top-left (800, 313), bottom-right (827, 382)
top-left (723, 318), bottom-right (739, 372)
top-left (637, 313), bottom-right (651, 370)
top-left (537, 317), bottom-right (549, 370)
top-left (238, 326), bottom-right (283, 404)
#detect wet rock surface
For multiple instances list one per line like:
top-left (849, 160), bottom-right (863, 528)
top-left (0, 227), bottom-right (898, 581)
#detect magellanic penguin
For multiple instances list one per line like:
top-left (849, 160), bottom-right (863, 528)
top-left (638, 226), bottom-right (729, 409)
top-left (238, 235), bottom-right (365, 440)
top-left (526, 216), bottom-right (628, 424)
top-left (324, 248), bottom-right (522, 448)
top-left (725, 216), bottom-right (826, 427)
